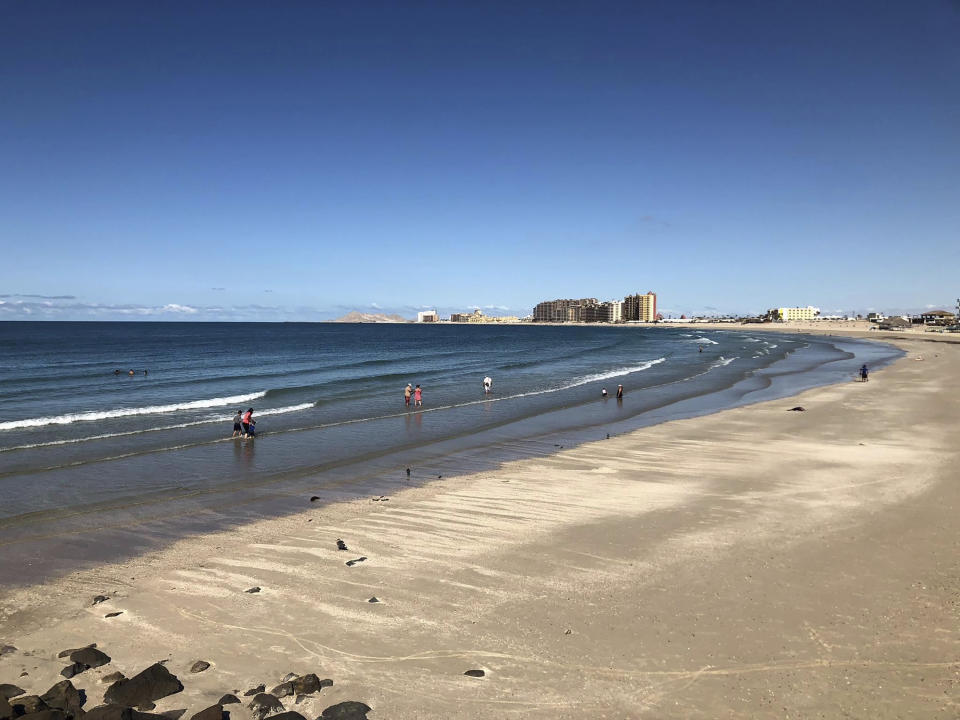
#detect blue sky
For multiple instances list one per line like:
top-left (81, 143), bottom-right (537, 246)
top-left (2, 1), bottom-right (958, 320)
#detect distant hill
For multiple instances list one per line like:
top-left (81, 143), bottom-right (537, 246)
top-left (334, 311), bottom-right (410, 323)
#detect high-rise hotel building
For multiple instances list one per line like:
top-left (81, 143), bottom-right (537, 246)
top-left (623, 292), bottom-right (657, 322)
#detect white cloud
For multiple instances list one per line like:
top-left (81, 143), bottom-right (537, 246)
top-left (160, 304), bottom-right (199, 314)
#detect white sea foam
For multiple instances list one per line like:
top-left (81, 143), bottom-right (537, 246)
top-left (0, 391), bottom-right (268, 432)
top-left (0, 363), bottom-right (669, 452)
top-left (690, 337), bottom-right (719, 345)
top-left (0, 401), bottom-right (315, 451)
top-left (711, 356), bottom-right (737, 368)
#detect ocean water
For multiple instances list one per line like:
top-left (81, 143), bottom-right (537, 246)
top-left (0, 322), bottom-right (899, 583)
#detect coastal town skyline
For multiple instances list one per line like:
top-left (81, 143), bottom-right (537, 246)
top-left (2, 2), bottom-right (958, 322)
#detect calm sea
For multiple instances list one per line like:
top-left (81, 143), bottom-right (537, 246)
top-left (0, 321), bottom-right (899, 583)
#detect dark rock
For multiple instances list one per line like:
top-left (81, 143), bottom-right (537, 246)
top-left (0, 645), bottom-right (16, 656)
top-left (101, 673), bottom-right (125, 684)
top-left (61, 647), bottom-right (112, 678)
top-left (158, 712), bottom-right (185, 720)
top-left (104, 663), bottom-right (184, 709)
top-left (281, 675), bottom-right (297, 683)
top-left (463, 669), bottom-right (485, 678)
top-left (268, 713), bottom-right (305, 720)
top-left (188, 705), bottom-right (223, 720)
top-left (318, 680), bottom-right (332, 691)
top-left (290, 675), bottom-right (322, 696)
top-left (319, 702), bottom-right (371, 720)
top-left (139, 705), bottom-right (155, 713)
top-left (93, 596), bottom-right (110, 605)
top-left (335, 539), bottom-right (347, 551)
top-left (788, 406), bottom-right (806, 412)
top-left (1, 695), bottom-right (11, 720)
top-left (245, 587), bottom-right (261, 594)
top-left (268, 684), bottom-right (292, 700)
top-left (12, 696), bottom-right (48, 715)
top-left (104, 612), bottom-right (124, 618)
top-left (189, 661), bottom-right (210, 674)
top-left (16, 711), bottom-right (66, 720)
top-left (84, 705), bottom-right (170, 720)
top-left (57, 645), bottom-right (96, 659)
top-left (367, 597), bottom-right (379, 604)
top-left (344, 557), bottom-right (366, 567)
top-left (293, 696), bottom-right (305, 706)
top-left (309, 497), bottom-right (320, 502)
top-left (247, 693), bottom-right (283, 720)
top-left (40, 680), bottom-right (85, 719)
top-left (0, 687), bottom-right (25, 701)
top-left (243, 686), bottom-right (265, 697)
top-left (216, 696), bottom-right (239, 706)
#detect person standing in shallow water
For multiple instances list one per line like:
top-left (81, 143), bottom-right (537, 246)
top-left (616, 384), bottom-right (623, 399)
top-left (241, 407), bottom-right (254, 436)
top-left (860, 364), bottom-right (869, 382)
top-left (232, 410), bottom-right (243, 437)
top-left (414, 384), bottom-right (423, 407)
top-left (404, 383), bottom-right (412, 407)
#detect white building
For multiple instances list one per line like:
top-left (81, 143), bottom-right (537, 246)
top-left (777, 306), bottom-right (820, 322)
top-left (603, 300), bottom-right (623, 323)
top-left (417, 310), bottom-right (439, 323)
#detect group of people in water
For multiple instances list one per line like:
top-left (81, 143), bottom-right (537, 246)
top-left (600, 384), bottom-right (624, 399)
top-left (232, 408), bottom-right (256, 438)
top-left (403, 383), bottom-right (423, 407)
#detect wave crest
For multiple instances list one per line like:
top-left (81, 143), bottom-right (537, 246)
top-left (0, 391), bottom-right (268, 431)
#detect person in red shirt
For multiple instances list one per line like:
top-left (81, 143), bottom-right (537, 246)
top-left (241, 408), bottom-right (254, 436)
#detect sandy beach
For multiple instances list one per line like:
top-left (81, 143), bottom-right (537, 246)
top-left (1, 332), bottom-right (957, 719)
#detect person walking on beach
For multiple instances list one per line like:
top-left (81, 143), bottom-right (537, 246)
top-left (241, 407), bottom-right (254, 436)
top-left (483, 376), bottom-right (492, 394)
top-left (616, 384), bottom-right (623, 399)
top-left (860, 364), bottom-right (869, 382)
top-left (414, 384), bottom-right (423, 407)
top-left (232, 410), bottom-right (243, 437)
top-left (404, 383), bottom-right (413, 407)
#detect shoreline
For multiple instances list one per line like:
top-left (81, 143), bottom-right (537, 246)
top-left (0, 334), bottom-right (956, 717)
top-left (0, 332), bottom-right (899, 589)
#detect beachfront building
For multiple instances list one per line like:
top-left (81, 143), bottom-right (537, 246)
top-left (623, 292), bottom-right (657, 322)
top-left (603, 300), bottom-right (623, 323)
top-left (918, 310), bottom-right (956, 326)
top-left (416, 310), bottom-right (439, 323)
top-left (450, 309), bottom-right (521, 323)
top-left (533, 298), bottom-right (599, 323)
top-left (771, 306), bottom-right (820, 322)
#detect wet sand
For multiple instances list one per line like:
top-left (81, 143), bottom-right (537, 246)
top-left (0, 335), bottom-right (956, 718)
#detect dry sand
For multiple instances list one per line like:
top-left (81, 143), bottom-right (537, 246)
top-left (1, 334), bottom-right (957, 718)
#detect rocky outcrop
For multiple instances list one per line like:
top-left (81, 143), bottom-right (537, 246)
top-left (103, 664), bottom-right (183, 709)
top-left (39, 680), bottom-right (85, 718)
top-left (247, 694), bottom-right (283, 720)
top-left (61, 647), bottom-right (112, 678)
top-left (319, 702), bottom-right (371, 720)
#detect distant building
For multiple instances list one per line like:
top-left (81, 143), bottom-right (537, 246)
top-left (772, 306), bottom-right (820, 322)
top-left (919, 310), bottom-right (956, 325)
top-left (623, 292), bottom-right (657, 322)
top-left (603, 300), bottom-right (623, 323)
top-left (417, 310), bottom-right (439, 323)
top-left (450, 309), bottom-right (520, 323)
top-left (533, 298), bottom-right (598, 323)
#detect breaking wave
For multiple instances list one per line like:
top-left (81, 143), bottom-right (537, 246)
top-left (0, 392), bottom-right (269, 432)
